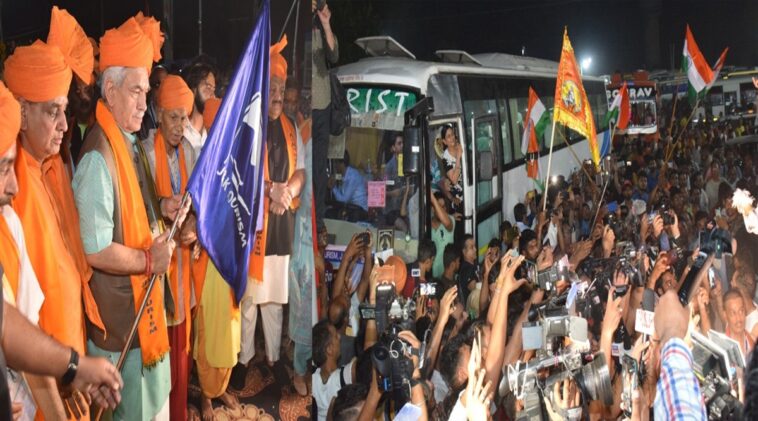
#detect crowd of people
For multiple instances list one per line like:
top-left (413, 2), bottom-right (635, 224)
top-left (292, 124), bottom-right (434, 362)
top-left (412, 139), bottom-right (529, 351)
top-left (0, 4), bottom-right (313, 421)
top-left (313, 87), bottom-right (758, 419)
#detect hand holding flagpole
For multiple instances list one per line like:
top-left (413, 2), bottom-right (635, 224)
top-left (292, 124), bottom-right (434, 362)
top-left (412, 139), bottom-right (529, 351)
top-left (93, 192), bottom-right (192, 421)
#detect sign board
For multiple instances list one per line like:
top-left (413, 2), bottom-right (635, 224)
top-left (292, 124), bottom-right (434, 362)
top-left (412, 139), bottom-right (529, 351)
top-left (346, 87), bottom-right (418, 130)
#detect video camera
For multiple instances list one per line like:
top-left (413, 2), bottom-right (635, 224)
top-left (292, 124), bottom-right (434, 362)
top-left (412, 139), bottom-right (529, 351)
top-left (699, 228), bottom-right (732, 259)
top-left (370, 265), bottom-right (419, 408)
top-left (526, 257), bottom-right (573, 293)
top-left (501, 351), bottom-right (614, 421)
top-left (691, 331), bottom-right (743, 421)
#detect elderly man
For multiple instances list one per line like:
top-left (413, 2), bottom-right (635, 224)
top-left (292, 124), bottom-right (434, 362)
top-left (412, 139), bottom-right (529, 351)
top-left (182, 62), bottom-right (217, 156)
top-left (4, 6), bottom-right (107, 418)
top-left (142, 74), bottom-right (197, 421)
top-left (0, 80), bottom-right (122, 420)
top-left (72, 15), bottom-right (176, 420)
top-left (242, 36), bottom-right (305, 369)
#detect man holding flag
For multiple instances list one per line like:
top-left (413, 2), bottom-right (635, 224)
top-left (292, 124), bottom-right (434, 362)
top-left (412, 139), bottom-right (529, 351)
top-left (72, 15), bottom-right (174, 420)
top-left (184, 0), bottom-right (304, 375)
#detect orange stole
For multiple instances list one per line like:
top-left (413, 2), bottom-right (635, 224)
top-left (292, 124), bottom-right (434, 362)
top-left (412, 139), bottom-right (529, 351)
top-left (249, 114), bottom-right (299, 283)
top-left (152, 130), bottom-right (192, 350)
top-left (12, 145), bottom-right (86, 355)
top-left (43, 155), bottom-right (104, 332)
top-left (0, 215), bottom-right (20, 295)
top-left (95, 100), bottom-right (169, 366)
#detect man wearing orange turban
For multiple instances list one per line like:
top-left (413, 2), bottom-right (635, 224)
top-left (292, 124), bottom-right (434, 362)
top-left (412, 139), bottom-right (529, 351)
top-left (47, 6), bottom-right (97, 176)
top-left (71, 13), bottom-right (174, 421)
top-left (4, 8), bottom-right (106, 417)
top-left (241, 35), bottom-right (305, 382)
top-left (142, 74), bottom-right (201, 421)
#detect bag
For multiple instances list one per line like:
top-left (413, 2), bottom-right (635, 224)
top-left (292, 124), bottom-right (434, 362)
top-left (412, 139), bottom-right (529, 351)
top-left (329, 71), bottom-right (350, 136)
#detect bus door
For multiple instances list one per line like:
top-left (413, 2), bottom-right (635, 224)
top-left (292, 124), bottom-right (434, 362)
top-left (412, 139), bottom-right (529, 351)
top-left (426, 117), bottom-right (470, 233)
top-left (470, 114), bottom-right (502, 261)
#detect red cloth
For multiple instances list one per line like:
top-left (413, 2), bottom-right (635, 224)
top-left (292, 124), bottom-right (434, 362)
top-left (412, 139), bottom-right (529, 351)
top-left (168, 320), bottom-right (192, 421)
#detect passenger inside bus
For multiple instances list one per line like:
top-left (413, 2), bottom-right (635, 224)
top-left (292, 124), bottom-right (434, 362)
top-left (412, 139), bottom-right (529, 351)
top-left (327, 150), bottom-right (368, 221)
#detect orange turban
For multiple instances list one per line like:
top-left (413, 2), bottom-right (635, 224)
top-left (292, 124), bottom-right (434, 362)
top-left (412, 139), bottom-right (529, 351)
top-left (156, 75), bottom-right (193, 116)
top-left (270, 35), bottom-right (288, 81)
top-left (134, 12), bottom-right (164, 63)
top-left (47, 6), bottom-right (94, 85)
top-left (99, 17), bottom-right (156, 74)
top-left (4, 41), bottom-right (72, 102)
top-left (203, 97), bottom-right (221, 130)
top-left (0, 82), bottom-right (21, 156)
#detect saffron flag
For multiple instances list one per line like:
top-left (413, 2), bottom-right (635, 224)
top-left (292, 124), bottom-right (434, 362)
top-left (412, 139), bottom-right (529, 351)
top-left (603, 82), bottom-right (630, 130)
top-left (682, 25), bottom-right (728, 106)
top-left (187, 0), bottom-right (270, 303)
top-left (553, 28), bottom-right (599, 166)
top-left (521, 87), bottom-right (549, 179)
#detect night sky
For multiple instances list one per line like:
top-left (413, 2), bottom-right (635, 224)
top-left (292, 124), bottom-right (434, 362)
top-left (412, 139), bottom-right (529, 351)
top-left (329, 0), bottom-right (758, 76)
top-left (2, 0), bottom-right (310, 81)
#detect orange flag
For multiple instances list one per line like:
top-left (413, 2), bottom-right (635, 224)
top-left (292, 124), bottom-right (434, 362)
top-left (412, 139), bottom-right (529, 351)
top-left (553, 28), bottom-right (598, 166)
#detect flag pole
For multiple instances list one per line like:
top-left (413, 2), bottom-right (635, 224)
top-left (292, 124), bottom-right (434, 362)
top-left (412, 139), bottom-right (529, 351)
top-left (542, 119), bottom-right (558, 212)
top-left (668, 84), bottom-right (681, 138)
top-left (555, 129), bottom-right (599, 194)
top-left (93, 191), bottom-right (192, 421)
top-left (665, 98), bottom-right (700, 162)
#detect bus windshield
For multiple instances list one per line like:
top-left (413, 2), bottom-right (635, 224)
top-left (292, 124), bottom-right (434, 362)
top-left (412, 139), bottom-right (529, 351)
top-left (323, 85), bottom-right (421, 263)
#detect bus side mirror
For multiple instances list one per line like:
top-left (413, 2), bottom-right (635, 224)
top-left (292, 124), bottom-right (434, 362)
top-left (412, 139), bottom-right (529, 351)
top-left (478, 150), bottom-right (493, 180)
top-left (403, 125), bottom-right (422, 175)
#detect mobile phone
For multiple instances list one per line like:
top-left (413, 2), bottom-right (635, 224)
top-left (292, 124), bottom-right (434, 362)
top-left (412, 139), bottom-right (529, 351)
top-left (708, 267), bottom-right (716, 289)
top-left (357, 231), bottom-right (370, 245)
top-left (420, 282), bottom-right (437, 296)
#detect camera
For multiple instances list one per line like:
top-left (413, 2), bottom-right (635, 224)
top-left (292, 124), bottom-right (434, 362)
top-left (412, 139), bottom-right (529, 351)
top-left (699, 228), bottom-right (732, 259)
top-left (316, 0), bottom-right (326, 11)
top-left (690, 331), bottom-right (744, 421)
top-left (603, 212), bottom-right (622, 239)
top-left (526, 258), bottom-right (572, 292)
top-left (656, 199), bottom-right (675, 226)
top-left (502, 351), bottom-right (614, 421)
top-left (372, 282), bottom-right (419, 407)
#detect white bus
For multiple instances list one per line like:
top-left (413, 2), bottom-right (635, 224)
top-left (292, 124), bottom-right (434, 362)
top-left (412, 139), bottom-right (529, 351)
top-left (325, 36), bottom-right (609, 263)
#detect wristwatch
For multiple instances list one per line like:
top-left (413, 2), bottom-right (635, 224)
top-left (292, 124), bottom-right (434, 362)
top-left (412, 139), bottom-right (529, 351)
top-left (61, 348), bottom-right (79, 386)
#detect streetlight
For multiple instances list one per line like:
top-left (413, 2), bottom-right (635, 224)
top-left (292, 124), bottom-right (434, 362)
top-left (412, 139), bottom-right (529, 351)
top-left (580, 56), bottom-right (592, 75)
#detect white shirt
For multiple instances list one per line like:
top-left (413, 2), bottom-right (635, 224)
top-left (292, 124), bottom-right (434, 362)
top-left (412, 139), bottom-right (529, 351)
top-left (183, 121), bottom-right (207, 158)
top-left (313, 359), bottom-right (354, 421)
top-left (746, 305), bottom-right (758, 333)
top-left (431, 369), bottom-right (449, 404)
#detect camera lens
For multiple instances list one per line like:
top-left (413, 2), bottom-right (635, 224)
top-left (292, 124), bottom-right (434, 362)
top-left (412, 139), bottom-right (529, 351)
top-left (576, 353), bottom-right (614, 406)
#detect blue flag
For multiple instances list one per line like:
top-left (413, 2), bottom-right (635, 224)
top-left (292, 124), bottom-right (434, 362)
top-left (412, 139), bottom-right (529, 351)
top-left (187, 0), bottom-right (270, 303)
top-left (599, 129), bottom-right (611, 158)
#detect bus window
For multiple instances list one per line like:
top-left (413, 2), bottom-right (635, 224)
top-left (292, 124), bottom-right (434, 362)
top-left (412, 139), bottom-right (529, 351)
top-left (324, 86), bottom-right (421, 263)
top-left (497, 99), bottom-right (514, 166)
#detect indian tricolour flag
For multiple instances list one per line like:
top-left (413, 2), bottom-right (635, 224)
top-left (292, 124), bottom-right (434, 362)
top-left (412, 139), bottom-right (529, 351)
top-left (682, 25), bottom-right (728, 106)
top-left (521, 87), bottom-right (550, 181)
top-left (603, 82), bottom-right (630, 130)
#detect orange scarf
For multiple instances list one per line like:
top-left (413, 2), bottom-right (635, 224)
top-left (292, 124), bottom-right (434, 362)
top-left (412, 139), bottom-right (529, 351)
top-left (152, 129), bottom-right (192, 350)
top-left (96, 100), bottom-right (169, 367)
top-left (0, 214), bottom-right (20, 295)
top-left (13, 145), bottom-right (87, 357)
top-left (43, 155), bottom-right (104, 333)
top-left (249, 114), bottom-right (298, 283)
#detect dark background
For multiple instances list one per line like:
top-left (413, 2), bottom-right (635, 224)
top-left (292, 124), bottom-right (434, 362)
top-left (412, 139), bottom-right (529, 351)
top-left (328, 0), bottom-right (758, 75)
top-left (2, 0), bottom-right (311, 82)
